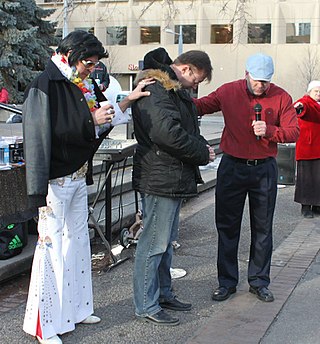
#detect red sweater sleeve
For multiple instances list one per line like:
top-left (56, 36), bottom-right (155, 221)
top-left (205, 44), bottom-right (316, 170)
top-left (294, 95), bottom-right (320, 123)
top-left (193, 90), bottom-right (221, 116)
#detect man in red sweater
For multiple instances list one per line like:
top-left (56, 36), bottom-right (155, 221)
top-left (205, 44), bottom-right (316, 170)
top-left (194, 53), bottom-right (299, 303)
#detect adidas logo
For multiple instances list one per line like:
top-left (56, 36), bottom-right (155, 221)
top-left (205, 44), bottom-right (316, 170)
top-left (8, 235), bottom-right (23, 250)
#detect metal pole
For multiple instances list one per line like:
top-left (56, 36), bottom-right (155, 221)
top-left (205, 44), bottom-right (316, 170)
top-left (0, 103), bottom-right (22, 115)
top-left (63, 0), bottom-right (69, 38)
top-left (178, 25), bottom-right (183, 55)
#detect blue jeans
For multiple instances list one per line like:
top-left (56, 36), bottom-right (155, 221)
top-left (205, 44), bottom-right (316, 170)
top-left (133, 193), bottom-right (182, 316)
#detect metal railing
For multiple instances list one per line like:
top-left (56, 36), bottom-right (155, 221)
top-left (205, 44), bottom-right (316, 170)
top-left (0, 103), bottom-right (22, 115)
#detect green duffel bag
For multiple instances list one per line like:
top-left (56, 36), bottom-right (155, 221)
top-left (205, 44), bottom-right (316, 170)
top-left (0, 223), bottom-right (27, 260)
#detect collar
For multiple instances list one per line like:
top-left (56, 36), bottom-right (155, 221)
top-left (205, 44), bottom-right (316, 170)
top-left (45, 59), bottom-right (69, 82)
top-left (135, 69), bottom-right (181, 91)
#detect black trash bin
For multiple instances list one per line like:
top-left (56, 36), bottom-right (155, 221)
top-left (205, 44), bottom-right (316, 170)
top-left (276, 143), bottom-right (296, 185)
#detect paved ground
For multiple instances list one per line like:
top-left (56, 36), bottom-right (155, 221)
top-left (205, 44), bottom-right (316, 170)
top-left (1, 115), bottom-right (320, 343)
top-left (1, 183), bottom-right (319, 344)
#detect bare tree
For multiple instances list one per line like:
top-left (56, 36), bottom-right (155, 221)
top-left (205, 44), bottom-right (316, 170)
top-left (219, 0), bottom-right (252, 45)
top-left (139, 0), bottom-right (179, 24)
top-left (52, 0), bottom-right (95, 36)
top-left (298, 46), bottom-right (320, 89)
top-left (104, 46), bottom-right (120, 77)
top-left (138, 0), bottom-right (252, 43)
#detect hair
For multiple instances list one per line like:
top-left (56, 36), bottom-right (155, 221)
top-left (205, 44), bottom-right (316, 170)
top-left (173, 50), bottom-right (213, 82)
top-left (56, 30), bottom-right (108, 66)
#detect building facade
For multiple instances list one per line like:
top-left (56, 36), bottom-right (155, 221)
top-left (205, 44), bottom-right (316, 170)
top-left (36, 0), bottom-right (320, 100)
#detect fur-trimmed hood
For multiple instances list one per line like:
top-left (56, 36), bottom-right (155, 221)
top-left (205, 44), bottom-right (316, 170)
top-left (135, 69), bottom-right (181, 92)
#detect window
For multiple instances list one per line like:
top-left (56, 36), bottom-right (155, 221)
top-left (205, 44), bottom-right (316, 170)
top-left (174, 25), bottom-right (196, 44)
top-left (286, 23), bottom-right (310, 43)
top-left (106, 26), bottom-right (127, 45)
top-left (75, 27), bottom-right (94, 35)
top-left (248, 24), bottom-right (271, 44)
top-left (140, 26), bottom-right (160, 44)
top-left (211, 25), bottom-right (233, 44)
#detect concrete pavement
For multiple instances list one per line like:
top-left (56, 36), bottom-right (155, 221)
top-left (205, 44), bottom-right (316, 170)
top-left (1, 183), bottom-right (318, 344)
top-left (188, 207), bottom-right (320, 344)
top-left (1, 115), bottom-right (320, 343)
top-left (0, 115), bottom-right (223, 283)
top-left (261, 218), bottom-right (320, 344)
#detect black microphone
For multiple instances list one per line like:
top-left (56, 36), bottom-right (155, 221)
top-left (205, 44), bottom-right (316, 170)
top-left (254, 103), bottom-right (262, 140)
top-left (295, 104), bottom-right (303, 114)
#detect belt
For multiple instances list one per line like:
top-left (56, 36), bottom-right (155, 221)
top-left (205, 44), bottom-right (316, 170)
top-left (224, 153), bottom-right (271, 166)
top-left (65, 173), bottom-right (85, 180)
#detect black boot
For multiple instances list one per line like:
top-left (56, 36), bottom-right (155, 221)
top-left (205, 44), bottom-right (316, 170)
top-left (301, 205), bottom-right (313, 218)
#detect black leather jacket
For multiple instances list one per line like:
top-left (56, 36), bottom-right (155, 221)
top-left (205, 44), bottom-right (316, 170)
top-left (132, 68), bottom-right (210, 198)
top-left (22, 59), bottom-right (109, 208)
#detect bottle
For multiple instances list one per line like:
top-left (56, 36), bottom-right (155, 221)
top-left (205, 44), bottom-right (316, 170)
top-left (0, 139), bottom-right (4, 164)
top-left (3, 142), bottom-right (9, 165)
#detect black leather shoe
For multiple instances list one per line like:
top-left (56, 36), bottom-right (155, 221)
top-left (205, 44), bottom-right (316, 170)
top-left (212, 286), bottom-right (236, 301)
top-left (249, 286), bottom-right (274, 302)
top-left (136, 310), bottom-right (180, 326)
top-left (159, 297), bottom-right (192, 311)
top-left (301, 205), bottom-right (313, 218)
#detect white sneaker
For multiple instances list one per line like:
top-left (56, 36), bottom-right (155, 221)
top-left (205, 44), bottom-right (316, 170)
top-left (171, 241), bottom-right (181, 250)
top-left (81, 315), bottom-right (101, 324)
top-left (170, 268), bottom-right (187, 279)
top-left (36, 335), bottom-right (62, 344)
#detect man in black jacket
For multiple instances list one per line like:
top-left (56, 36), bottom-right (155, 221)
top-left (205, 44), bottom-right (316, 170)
top-left (90, 60), bottom-right (110, 92)
top-left (132, 48), bottom-right (215, 326)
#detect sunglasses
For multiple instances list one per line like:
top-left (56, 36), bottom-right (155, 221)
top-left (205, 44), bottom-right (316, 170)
top-left (81, 60), bottom-right (99, 69)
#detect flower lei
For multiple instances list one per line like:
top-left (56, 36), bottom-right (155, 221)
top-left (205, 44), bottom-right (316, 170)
top-left (70, 75), bottom-right (97, 111)
top-left (51, 53), bottom-right (98, 112)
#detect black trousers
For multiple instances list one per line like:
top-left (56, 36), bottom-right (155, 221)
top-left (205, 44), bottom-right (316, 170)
top-left (215, 155), bottom-right (278, 288)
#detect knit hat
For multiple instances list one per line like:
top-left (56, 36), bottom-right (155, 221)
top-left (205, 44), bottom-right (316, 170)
top-left (246, 53), bottom-right (274, 82)
top-left (143, 47), bottom-right (172, 70)
top-left (307, 80), bottom-right (320, 92)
